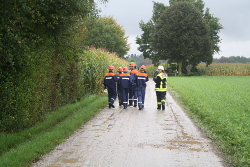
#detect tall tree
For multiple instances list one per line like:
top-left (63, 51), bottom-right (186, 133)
top-left (136, 0), bottom-right (223, 72)
top-left (80, 16), bottom-right (130, 57)
top-left (153, 1), bottom-right (212, 73)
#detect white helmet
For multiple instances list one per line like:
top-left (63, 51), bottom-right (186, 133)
top-left (158, 66), bottom-right (164, 70)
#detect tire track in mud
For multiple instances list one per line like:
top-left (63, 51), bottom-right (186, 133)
top-left (32, 79), bottom-right (225, 167)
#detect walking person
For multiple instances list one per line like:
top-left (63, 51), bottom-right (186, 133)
top-left (103, 66), bottom-right (118, 108)
top-left (128, 62), bottom-right (138, 107)
top-left (153, 66), bottom-right (168, 110)
top-left (116, 67), bottom-right (123, 106)
top-left (135, 65), bottom-right (148, 110)
top-left (118, 67), bottom-right (132, 109)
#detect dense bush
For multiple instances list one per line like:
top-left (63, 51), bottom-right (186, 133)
top-left (0, 46), bottom-right (126, 133)
top-left (0, 0), bottom-right (131, 133)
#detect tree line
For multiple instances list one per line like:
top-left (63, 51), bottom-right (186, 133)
top-left (128, 54), bottom-right (250, 66)
top-left (213, 56), bottom-right (250, 64)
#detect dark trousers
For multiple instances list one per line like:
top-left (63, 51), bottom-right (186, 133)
top-left (117, 86), bottom-right (123, 105)
top-left (121, 88), bottom-right (129, 108)
top-left (108, 86), bottom-right (117, 104)
top-left (156, 91), bottom-right (166, 105)
top-left (137, 87), bottom-right (146, 108)
top-left (129, 86), bottom-right (137, 105)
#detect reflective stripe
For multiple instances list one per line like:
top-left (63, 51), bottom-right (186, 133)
top-left (106, 77), bottom-right (112, 79)
top-left (122, 78), bottom-right (129, 80)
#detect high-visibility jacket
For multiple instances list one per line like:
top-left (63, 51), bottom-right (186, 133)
top-left (154, 72), bottom-right (167, 91)
top-left (104, 72), bottom-right (118, 88)
top-left (135, 72), bottom-right (148, 87)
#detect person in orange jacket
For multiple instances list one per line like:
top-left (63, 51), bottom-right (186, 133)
top-left (135, 65), bottom-right (148, 110)
top-left (128, 62), bottom-right (138, 107)
top-left (116, 67), bottom-right (123, 106)
top-left (103, 66), bottom-right (118, 108)
top-left (118, 67), bottom-right (132, 109)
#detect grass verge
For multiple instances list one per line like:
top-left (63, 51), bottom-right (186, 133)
top-left (0, 94), bottom-right (107, 167)
top-left (168, 76), bottom-right (250, 167)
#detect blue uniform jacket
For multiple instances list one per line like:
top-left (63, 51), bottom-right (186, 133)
top-left (104, 72), bottom-right (118, 88)
top-left (119, 73), bottom-right (132, 89)
top-left (135, 72), bottom-right (149, 87)
top-left (130, 69), bottom-right (138, 86)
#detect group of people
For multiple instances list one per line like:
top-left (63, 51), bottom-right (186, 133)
top-left (103, 63), bottom-right (167, 110)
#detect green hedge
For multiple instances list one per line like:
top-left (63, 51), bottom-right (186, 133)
top-left (0, 46), bottom-right (127, 133)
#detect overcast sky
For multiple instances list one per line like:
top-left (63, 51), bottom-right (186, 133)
top-left (97, 0), bottom-right (250, 58)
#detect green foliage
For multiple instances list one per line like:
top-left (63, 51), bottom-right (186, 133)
top-left (197, 63), bottom-right (250, 76)
top-left (80, 16), bottom-right (130, 57)
top-left (168, 76), bottom-right (250, 166)
top-left (213, 56), bottom-right (250, 63)
top-left (136, 0), bottom-right (223, 71)
top-left (153, 2), bottom-right (212, 68)
top-left (0, 0), bottom-right (100, 68)
top-left (79, 49), bottom-right (128, 96)
top-left (0, 0), bottom-right (114, 133)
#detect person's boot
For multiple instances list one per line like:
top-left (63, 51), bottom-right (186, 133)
top-left (157, 104), bottom-right (161, 109)
top-left (162, 102), bottom-right (165, 110)
top-left (109, 103), bottom-right (112, 109)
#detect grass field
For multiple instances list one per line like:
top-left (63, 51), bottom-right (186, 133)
top-left (168, 76), bottom-right (250, 167)
top-left (0, 95), bottom-right (107, 167)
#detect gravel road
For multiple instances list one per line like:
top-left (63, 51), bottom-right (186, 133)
top-left (32, 79), bottom-right (225, 167)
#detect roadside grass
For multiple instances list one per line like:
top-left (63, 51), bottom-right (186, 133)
top-left (168, 76), bottom-right (250, 167)
top-left (0, 94), bottom-right (107, 167)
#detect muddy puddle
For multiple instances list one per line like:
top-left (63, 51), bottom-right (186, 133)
top-left (32, 79), bottom-right (226, 167)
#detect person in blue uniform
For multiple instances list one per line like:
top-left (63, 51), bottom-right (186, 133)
top-left (116, 67), bottom-right (123, 106)
top-left (135, 65), bottom-right (148, 110)
top-left (103, 66), bottom-right (118, 108)
top-left (128, 62), bottom-right (138, 107)
top-left (118, 67), bottom-right (132, 109)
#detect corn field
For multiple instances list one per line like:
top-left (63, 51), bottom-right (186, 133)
top-left (197, 63), bottom-right (250, 76)
top-left (79, 48), bottom-right (128, 95)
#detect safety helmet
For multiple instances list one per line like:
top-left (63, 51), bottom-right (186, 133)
top-left (118, 67), bottom-right (123, 72)
top-left (123, 67), bottom-right (128, 71)
top-left (158, 66), bottom-right (164, 70)
top-left (129, 62), bottom-right (135, 67)
top-left (108, 66), bottom-right (114, 70)
top-left (140, 65), bottom-right (146, 69)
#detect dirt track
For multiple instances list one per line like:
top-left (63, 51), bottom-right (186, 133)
top-left (32, 79), bottom-right (225, 167)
